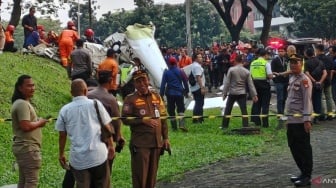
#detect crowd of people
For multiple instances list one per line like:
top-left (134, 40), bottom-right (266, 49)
top-left (158, 42), bottom-right (335, 187)
top-left (4, 4), bottom-right (336, 188)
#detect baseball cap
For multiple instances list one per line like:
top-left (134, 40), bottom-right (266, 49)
top-left (168, 57), bottom-right (177, 65)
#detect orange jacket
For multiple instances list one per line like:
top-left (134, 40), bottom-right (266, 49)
top-left (58, 29), bottom-right (78, 46)
top-left (178, 55), bottom-right (192, 68)
top-left (5, 31), bottom-right (14, 43)
top-left (98, 57), bottom-right (119, 90)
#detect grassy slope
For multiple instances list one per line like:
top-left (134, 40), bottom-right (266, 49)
top-left (0, 52), bottom-right (287, 187)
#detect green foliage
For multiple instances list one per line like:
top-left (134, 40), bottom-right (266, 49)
top-left (0, 53), bottom-right (287, 187)
top-left (134, 0), bottom-right (154, 8)
top-left (95, 0), bottom-right (228, 48)
top-left (68, 1), bottom-right (101, 37)
top-left (279, 0), bottom-right (336, 38)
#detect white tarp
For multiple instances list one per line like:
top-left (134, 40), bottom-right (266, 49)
top-left (187, 97), bottom-right (238, 110)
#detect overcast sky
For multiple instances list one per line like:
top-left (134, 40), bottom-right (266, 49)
top-left (97, 0), bottom-right (184, 17)
top-left (0, 0), bottom-right (184, 25)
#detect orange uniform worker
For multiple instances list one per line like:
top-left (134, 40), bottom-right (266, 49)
top-left (4, 25), bottom-right (18, 52)
top-left (178, 49), bottom-right (192, 68)
top-left (98, 48), bottom-right (120, 96)
top-left (58, 21), bottom-right (79, 67)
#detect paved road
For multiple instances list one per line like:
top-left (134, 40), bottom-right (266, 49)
top-left (158, 92), bottom-right (336, 188)
top-left (157, 119), bottom-right (336, 188)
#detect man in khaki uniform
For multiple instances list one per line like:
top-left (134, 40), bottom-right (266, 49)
top-left (121, 70), bottom-right (170, 188)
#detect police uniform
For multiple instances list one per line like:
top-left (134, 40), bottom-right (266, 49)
top-left (121, 70), bottom-right (169, 188)
top-left (250, 56), bottom-right (271, 127)
top-left (286, 72), bottom-right (313, 183)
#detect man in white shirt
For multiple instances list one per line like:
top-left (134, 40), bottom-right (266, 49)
top-left (190, 52), bottom-right (206, 123)
top-left (55, 79), bottom-right (115, 187)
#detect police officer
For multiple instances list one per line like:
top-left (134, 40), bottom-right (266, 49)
top-left (250, 48), bottom-right (273, 127)
top-left (286, 56), bottom-right (313, 187)
top-left (121, 70), bottom-right (170, 188)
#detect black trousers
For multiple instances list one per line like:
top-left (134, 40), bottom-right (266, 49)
top-left (62, 159), bottom-right (114, 188)
top-left (71, 71), bottom-right (90, 83)
top-left (222, 94), bottom-right (248, 128)
top-left (251, 81), bottom-right (271, 127)
top-left (287, 123), bottom-right (313, 178)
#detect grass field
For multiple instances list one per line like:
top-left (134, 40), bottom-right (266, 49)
top-left (0, 52), bottom-right (286, 187)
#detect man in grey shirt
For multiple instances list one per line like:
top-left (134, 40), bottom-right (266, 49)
top-left (221, 54), bottom-right (258, 129)
top-left (70, 39), bottom-right (92, 83)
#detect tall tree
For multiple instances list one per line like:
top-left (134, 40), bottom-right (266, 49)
top-left (8, 0), bottom-right (21, 26)
top-left (95, 0), bottom-right (228, 48)
top-left (134, 0), bottom-right (154, 8)
top-left (251, 0), bottom-right (278, 45)
top-left (8, 0), bottom-right (65, 27)
top-left (279, 0), bottom-right (336, 39)
top-left (208, 0), bottom-right (252, 42)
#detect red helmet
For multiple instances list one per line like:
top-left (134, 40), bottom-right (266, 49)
top-left (37, 25), bottom-right (45, 31)
top-left (6, 25), bottom-right (15, 32)
top-left (67, 21), bottom-right (75, 28)
top-left (85, 28), bottom-right (94, 37)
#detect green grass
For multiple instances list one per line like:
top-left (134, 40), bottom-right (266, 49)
top-left (0, 52), bottom-right (287, 187)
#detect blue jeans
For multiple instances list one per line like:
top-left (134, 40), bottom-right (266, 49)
top-left (275, 82), bottom-right (288, 115)
top-left (192, 88), bottom-right (205, 122)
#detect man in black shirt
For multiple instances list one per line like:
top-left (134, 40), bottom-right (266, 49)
top-left (22, 7), bottom-right (37, 48)
top-left (271, 47), bottom-right (289, 128)
top-left (304, 48), bottom-right (327, 123)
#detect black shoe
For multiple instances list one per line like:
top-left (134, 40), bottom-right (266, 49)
top-left (192, 119), bottom-right (202, 124)
top-left (327, 116), bottom-right (333, 121)
top-left (319, 117), bottom-right (326, 121)
top-left (313, 118), bottom-right (319, 125)
top-left (179, 126), bottom-right (188, 132)
top-left (290, 175), bottom-right (302, 183)
top-left (294, 177), bottom-right (311, 187)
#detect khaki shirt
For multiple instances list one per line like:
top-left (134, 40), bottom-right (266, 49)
top-left (121, 91), bottom-right (168, 148)
top-left (11, 99), bottom-right (41, 154)
top-left (285, 73), bottom-right (313, 123)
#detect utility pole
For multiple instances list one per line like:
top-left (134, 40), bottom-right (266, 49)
top-left (88, 0), bottom-right (92, 28)
top-left (186, 0), bottom-right (192, 56)
top-left (77, 0), bottom-right (81, 36)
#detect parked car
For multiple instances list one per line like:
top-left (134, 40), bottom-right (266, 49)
top-left (286, 38), bottom-right (323, 56)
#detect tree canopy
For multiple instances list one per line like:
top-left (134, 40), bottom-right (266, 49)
top-left (279, 0), bottom-right (336, 39)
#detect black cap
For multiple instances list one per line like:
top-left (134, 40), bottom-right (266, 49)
top-left (97, 70), bottom-right (112, 84)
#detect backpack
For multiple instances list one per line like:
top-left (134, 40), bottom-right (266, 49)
top-left (188, 71), bottom-right (196, 86)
